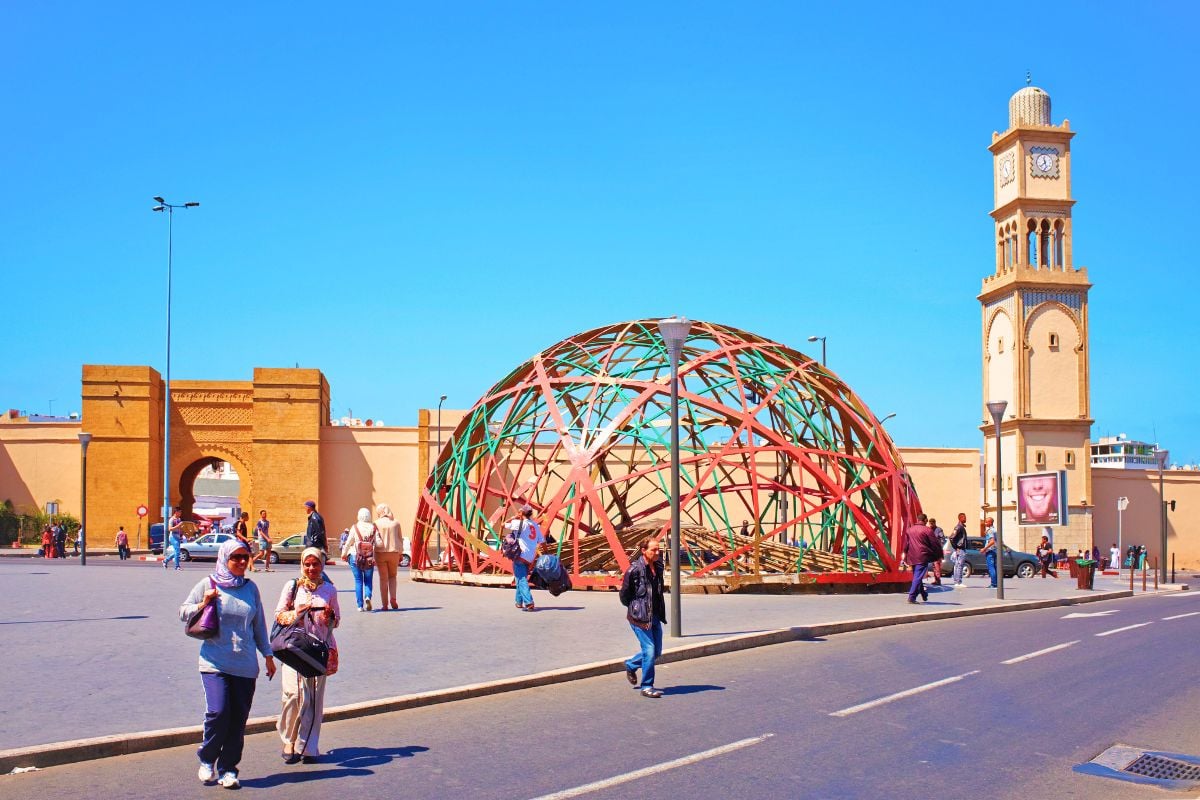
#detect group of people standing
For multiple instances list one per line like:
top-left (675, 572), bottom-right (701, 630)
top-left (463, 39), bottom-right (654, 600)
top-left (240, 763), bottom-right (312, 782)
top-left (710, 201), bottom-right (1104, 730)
top-left (40, 522), bottom-right (75, 558)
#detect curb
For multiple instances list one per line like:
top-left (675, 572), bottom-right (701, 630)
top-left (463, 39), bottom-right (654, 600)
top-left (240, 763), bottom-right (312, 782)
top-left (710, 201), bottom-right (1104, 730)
top-left (0, 586), bottom-right (1177, 774)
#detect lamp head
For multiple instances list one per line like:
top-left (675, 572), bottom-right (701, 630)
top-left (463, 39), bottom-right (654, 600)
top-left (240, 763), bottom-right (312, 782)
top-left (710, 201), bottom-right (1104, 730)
top-left (807, 335), bottom-right (823, 343)
top-left (78, 432), bottom-right (93, 452)
top-left (657, 316), bottom-right (692, 349)
top-left (152, 205), bottom-right (165, 212)
top-left (985, 400), bottom-right (1008, 424)
top-left (184, 202), bottom-right (200, 208)
top-left (439, 394), bottom-right (448, 402)
top-left (153, 196), bottom-right (165, 203)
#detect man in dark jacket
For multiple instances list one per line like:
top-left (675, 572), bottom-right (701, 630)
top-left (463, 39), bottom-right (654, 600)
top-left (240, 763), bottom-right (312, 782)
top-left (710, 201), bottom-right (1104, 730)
top-left (303, 500), bottom-right (327, 553)
top-left (902, 513), bottom-right (942, 604)
top-left (619, 538), bottom-right (667, 698)
top-left (950, 512), bottom-right (969, 585)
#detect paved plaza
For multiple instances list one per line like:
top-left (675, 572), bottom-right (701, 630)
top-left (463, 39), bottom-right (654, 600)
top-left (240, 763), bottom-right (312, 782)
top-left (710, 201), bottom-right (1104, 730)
top-left (1, 554), bottom-right (1167, 755)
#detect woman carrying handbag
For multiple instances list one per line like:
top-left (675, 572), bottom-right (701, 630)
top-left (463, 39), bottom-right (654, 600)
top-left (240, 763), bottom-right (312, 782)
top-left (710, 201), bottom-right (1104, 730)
top-left (275, 547), bottom-right (340, 764)
top-left (179, 539), bottom-right (276, 789)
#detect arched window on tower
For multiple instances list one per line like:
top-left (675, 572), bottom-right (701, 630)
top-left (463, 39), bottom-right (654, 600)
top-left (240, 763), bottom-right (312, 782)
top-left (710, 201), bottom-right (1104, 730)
top-left (1039, 219), bottom-right (1052, 268)
top-left (1054, 220), bottom-right (1065, 267)
top-left (1026, 220), bottom-right (1038, 267)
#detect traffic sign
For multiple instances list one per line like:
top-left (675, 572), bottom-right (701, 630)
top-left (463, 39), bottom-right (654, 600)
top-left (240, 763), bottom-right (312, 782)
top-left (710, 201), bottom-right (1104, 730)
top-left (136, 504), bottom-right (149, 518)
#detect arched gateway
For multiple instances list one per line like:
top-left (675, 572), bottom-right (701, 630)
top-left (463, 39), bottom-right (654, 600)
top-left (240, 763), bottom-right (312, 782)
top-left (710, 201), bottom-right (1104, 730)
top-left (81, 365), bottom-right (329, 537)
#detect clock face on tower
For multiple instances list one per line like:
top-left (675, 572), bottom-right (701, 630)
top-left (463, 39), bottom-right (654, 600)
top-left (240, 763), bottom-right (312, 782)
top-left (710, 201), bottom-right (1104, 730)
top-left (998, 154), bottom-right (1015, 186)
top-left (1030, 147), bottom-right (1060, 178)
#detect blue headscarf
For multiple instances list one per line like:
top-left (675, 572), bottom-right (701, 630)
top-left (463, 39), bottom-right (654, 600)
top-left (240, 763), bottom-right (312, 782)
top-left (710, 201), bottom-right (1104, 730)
top-left (212, 539), bottom-right (250, 589)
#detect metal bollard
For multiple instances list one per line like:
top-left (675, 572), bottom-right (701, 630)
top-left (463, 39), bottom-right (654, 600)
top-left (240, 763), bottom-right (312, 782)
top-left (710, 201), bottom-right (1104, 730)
top-left (1142, 563), bottom-right (1147, 592)
top-left (1154, 557), bottom-right (1158, 590)
top-left (1172, 553), bottom-right (1176, 584)
top-left (1130, 564), bottom-right (1134, 591)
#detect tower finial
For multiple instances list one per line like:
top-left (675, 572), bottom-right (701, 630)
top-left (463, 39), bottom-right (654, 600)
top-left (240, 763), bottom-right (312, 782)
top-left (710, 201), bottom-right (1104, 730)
top-left (1026, 70), bottom-right (1032, 86)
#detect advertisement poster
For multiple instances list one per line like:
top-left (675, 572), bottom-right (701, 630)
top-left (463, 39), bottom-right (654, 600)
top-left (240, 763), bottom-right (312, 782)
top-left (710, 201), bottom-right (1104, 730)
top-left (1016, 470), bottom-right (1068, 527)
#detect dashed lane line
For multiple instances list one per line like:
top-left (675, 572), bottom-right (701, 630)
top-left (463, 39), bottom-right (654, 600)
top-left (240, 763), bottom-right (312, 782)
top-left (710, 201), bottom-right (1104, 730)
top-left (1162, 611), bottom-right (1200, 621)
top-left (526, 734), bottom-right (775, 800)
top-left (1000, 640), bottom-right (1080, 665)
top-left (1095, 622), bottom-right (1153, 637)
top-left (829, 671), bottom-right (980, 718)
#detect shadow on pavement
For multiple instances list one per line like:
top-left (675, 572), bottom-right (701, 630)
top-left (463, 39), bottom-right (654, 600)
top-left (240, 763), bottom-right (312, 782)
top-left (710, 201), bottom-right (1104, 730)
top-left (662, 684), bottom-right (725, 696)
top-left (529, 606), bottom-right (585, 612)
top-left (329, 744), bottom-right (430, 768)
top-left (0, 615), bottom-right (149, 625)
top-left (681, 629), bottom-right (768, 638)
top-left (239, 766), bottom-right (374, 787)
top-left (394, 606), bottom-right (441, 612)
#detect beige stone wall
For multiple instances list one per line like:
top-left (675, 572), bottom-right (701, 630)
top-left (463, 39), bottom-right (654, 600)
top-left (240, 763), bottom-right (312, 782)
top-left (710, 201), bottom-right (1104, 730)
top-left (319, 425), bottom-right (421, 543)
top-left (0, 422), bottom-right (81, 516)
top-left (1093, 469), bottom-right (1200, 572)
top-left (900, 447), bottom-right (980, 530)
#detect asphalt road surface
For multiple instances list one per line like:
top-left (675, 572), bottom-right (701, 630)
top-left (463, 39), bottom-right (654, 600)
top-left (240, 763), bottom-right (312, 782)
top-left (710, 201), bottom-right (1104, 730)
top-left (5, 590), bottom-right (1195, 799)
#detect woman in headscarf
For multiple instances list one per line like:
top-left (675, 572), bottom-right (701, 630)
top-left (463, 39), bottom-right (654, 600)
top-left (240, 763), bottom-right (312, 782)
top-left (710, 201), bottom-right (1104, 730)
top-left (276, 547), bottom-right (340, 764)
top-left (373, 503), bottom-right (404, 611)
top-left (340, 508), bottom-right (378, 612)
top-left (179, 539), bottom-right (276, 789)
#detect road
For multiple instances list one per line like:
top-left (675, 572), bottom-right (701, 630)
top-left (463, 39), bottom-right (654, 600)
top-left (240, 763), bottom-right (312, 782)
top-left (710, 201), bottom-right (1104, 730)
top-left (5, 590), bottom-right (1195, 799)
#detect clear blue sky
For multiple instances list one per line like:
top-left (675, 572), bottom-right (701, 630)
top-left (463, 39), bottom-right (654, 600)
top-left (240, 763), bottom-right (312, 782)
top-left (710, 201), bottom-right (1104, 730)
top-left (3, 2), bottom-right (1197, 462)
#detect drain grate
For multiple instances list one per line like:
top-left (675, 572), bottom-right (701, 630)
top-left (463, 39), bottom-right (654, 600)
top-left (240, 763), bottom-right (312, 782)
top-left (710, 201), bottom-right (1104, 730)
top-left (1124, 754), bottom-right (1200, 782)
top-left (1077, 744), bottom-right (1200, 790)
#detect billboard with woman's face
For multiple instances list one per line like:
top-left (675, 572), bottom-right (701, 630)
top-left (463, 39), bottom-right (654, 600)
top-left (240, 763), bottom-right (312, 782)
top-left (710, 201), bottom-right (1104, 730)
top-left (1017, 470), bottom-right (1068, 527)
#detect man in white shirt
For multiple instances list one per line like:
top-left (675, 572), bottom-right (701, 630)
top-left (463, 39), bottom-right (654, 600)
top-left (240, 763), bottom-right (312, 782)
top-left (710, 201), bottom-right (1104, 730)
top-left (505, 504), bottom-right (544, 612)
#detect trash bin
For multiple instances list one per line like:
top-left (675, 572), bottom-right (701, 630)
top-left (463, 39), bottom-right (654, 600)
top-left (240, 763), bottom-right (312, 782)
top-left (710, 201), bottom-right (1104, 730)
top-left (1067, 559), bottom-right (1079, 579)
top-left (1075, 559), bottom-right (1096, 590)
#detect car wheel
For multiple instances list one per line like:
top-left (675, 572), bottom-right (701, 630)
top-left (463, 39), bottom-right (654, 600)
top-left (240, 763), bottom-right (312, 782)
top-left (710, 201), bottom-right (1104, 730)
top-left (180, 549), bottom-right (191, 562)
top-left (269, 551), bottom-right (279, 565)
top-left (961, 561), bottom-right (973, 578)
top-left (400, 554), bottom-right (411, 568)
top-left (1017, 561), bottom-right (1035, 578)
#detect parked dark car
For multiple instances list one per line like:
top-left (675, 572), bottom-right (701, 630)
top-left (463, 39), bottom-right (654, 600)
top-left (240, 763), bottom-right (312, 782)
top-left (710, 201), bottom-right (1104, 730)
top-left (940, 536), bottom-right (1038, 579)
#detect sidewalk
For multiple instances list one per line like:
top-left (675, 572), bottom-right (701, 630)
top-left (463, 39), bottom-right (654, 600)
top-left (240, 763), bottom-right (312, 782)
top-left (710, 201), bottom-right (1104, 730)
top-left (0, 557), bottom-right (1181, 770)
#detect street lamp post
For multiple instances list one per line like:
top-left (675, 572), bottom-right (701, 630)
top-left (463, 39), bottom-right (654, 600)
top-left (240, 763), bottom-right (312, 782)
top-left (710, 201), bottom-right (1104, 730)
top-left (78, 433), bottom-right (92, 566)
top-left (152, 197), bottom-right (199, 533)
top-left (986, 400), bottom-right (1008, 600)
top-left (807, 335), bottom-right (827, 367)
top-left (1116, 496), bottom-right (1129, 575)
top-left (1156, 449), bottom-right (1168, 583)
top-left (436, 394), bottom-right (448, 559)
top-left (658, 316), bottom-right (692, 638)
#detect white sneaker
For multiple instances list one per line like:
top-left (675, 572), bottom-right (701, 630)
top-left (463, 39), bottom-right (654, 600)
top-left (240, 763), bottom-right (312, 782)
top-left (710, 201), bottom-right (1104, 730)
top-left (218, 771), bottom-right (240, 789)
top-left (198, 762), bottom-right (216, 783)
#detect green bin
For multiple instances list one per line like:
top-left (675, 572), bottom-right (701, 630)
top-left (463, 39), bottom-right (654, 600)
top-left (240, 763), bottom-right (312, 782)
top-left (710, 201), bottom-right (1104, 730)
top-left (1075, 559), bottom-right (1096, 590)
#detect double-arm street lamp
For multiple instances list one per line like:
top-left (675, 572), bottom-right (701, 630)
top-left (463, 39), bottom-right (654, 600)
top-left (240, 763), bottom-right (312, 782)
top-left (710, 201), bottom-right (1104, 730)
top-left (986, 400), bottom-right (1008, 600)
top-left (79, 432), bottom-right (92, 566)
top-left (658, 316), bottom-right (692, 638)
top-left (807, 335), bottom-right (827, 367)
top-left (152, 197), bottom-right (199, 531)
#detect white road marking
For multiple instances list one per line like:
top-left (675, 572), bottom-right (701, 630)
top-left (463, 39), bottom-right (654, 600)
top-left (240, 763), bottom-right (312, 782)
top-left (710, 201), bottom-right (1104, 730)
top-left (1000, 640), bottom-right (1080, 665)
top-left (828, 671), bottom-right (980, 718)
top-left (1062, 610), bottom-right (1119, 619)
top-left (1095, 622), bottom-right (1153, 637)
top-left (526, 733), bottom-right (774, 800)
top-left (1162, 611), bottom-right (1200, 621)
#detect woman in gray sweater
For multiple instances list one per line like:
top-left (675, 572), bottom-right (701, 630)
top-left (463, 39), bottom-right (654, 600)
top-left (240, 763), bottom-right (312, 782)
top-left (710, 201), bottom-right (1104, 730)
top-left (180, 539), bottom-right (276, 789)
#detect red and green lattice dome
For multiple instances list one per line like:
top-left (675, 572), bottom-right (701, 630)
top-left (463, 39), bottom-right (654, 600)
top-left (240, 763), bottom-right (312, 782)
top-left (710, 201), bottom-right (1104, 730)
top-left (412, 319), bottom-right (918, 590)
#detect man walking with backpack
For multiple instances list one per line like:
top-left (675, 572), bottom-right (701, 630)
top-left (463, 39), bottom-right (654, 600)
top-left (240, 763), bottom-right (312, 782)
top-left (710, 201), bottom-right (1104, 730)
top-left (503, 505), bottom-right (544, 612)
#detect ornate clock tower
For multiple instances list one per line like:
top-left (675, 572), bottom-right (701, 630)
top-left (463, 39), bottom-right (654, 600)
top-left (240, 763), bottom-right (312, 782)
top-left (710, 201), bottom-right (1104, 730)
top-left (979, 84), bottom-right (1094, 553)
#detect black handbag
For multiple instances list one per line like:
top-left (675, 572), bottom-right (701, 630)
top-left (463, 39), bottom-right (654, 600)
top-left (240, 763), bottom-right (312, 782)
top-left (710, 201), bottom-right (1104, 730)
top-left (271, 611), bottom-right (329, 678)
top-left (270, 580), bottom-right (329, 678)
top-left (185, 578), bottom-right (220, 640)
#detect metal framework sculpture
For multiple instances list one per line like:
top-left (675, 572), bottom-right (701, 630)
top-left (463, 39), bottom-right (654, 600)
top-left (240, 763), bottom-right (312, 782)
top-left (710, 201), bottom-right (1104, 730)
top-left (412, 320), bottom-right (919, 590)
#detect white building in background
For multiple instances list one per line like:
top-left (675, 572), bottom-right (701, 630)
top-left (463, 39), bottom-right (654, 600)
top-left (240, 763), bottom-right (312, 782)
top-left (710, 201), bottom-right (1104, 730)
top-left (1090, 435), bottom-right (1159, 470)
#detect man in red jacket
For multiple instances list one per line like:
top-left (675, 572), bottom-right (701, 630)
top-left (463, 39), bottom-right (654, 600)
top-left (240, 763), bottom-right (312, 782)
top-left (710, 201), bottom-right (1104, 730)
top-left (902, 513), bottom-right (942, 604)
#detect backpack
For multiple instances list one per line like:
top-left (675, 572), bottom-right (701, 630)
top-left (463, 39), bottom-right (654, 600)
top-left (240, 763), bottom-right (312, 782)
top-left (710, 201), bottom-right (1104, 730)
top-left (355, 526), bottom-right (377, 569)
top-left (500, 521), bottom-right (524, 560)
